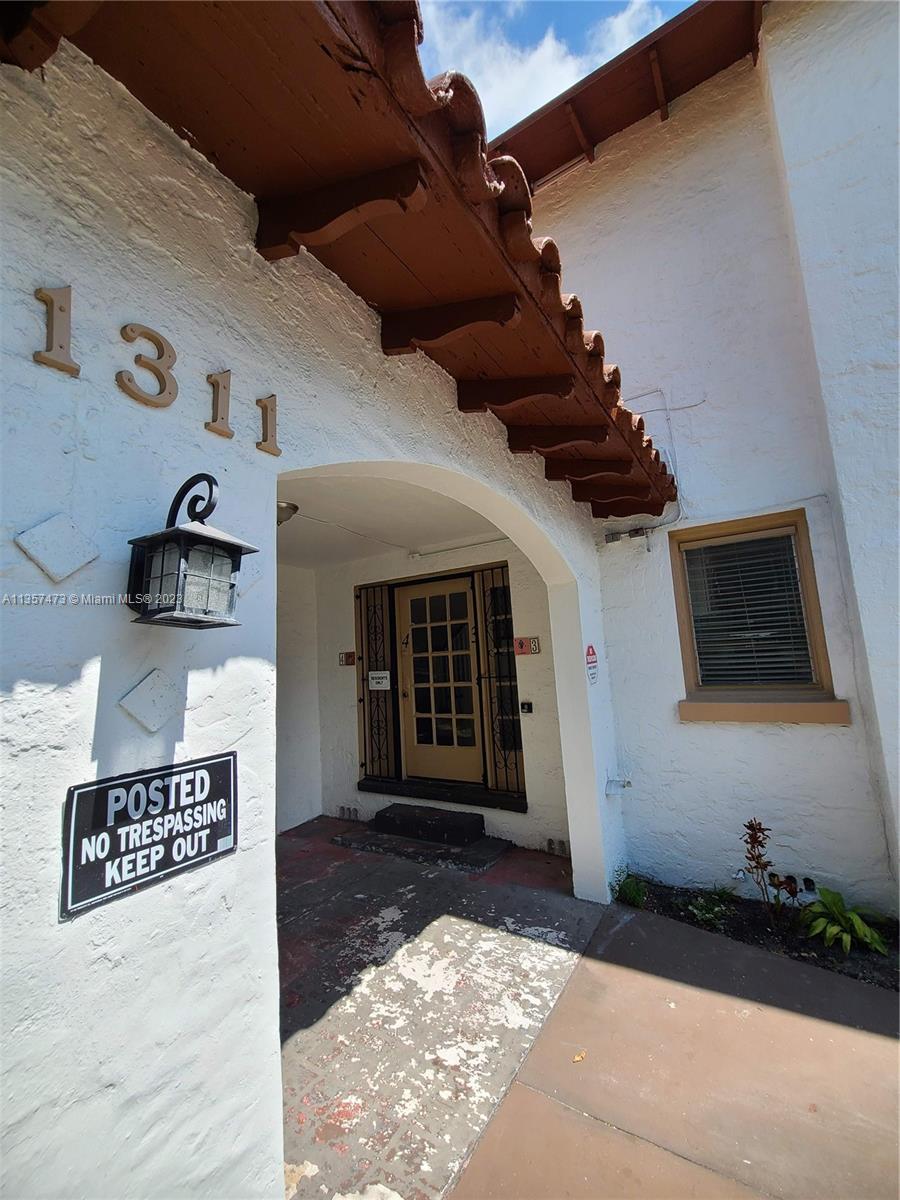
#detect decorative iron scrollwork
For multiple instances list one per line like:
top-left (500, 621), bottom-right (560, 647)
top-left (165, 473), bottom-right (219, 528)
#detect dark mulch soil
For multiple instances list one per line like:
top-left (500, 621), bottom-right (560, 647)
top-left (633, 880), bottom-right (899, 991)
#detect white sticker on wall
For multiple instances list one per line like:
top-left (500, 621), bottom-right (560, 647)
top-left (585, 644), bottom-right (599, 686)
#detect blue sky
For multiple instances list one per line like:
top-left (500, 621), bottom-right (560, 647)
top-left (419, 0), bottom-right (693, 138)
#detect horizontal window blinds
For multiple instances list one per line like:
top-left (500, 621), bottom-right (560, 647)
top-left (684, 534), bottom-right (815, 686)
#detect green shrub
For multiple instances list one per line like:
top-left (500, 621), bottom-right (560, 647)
top-left (615, 873), bottom-right (646, 908)
top-left (803, 887), bottom-right (888, 956)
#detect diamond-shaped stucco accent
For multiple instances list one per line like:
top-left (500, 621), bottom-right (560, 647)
top-left (118, 669), bottom-right (181, 733)
top-left (14, 514), bottom-right (99, 582)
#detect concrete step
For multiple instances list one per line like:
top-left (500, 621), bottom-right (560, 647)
top-left (370, 802), bottom-right (485, 846)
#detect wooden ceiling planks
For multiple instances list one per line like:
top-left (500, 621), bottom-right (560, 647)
top-left (8, 0), bottom-right (677, 519)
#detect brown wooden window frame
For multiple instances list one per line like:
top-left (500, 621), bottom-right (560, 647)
top-left (668, 509), bottom-right (850, 724)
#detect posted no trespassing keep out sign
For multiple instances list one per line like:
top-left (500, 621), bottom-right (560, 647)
top-left (60, 752), bottom-right (237, 919)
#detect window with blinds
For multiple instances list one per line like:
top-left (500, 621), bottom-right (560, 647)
top-left (683, 534), bottom-right (815, 687)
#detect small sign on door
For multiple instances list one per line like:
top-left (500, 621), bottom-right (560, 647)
top-left (368, 670), bottom-right (391, 691)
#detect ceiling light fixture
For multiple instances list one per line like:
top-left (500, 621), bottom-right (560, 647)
top-left (276, 501), bottom-right (300, 527)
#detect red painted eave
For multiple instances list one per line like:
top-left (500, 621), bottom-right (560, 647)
top-left (490, 0), bottom-right (763, 188)
top-left (2, 0), bottom-right (677, 520)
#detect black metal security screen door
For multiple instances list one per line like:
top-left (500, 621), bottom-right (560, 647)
top-left (356, 565), bottom-right (524, 799)
top-left (476, 566), bottom-right (524, 795)
top-left (355, 583), bottom-right (398, 780)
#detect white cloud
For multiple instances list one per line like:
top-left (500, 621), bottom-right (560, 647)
top-left (419, 1), bottom-right (586, 137)
top-left (419, 1), bottom-right (667, 138)
top-left (586, 0), bottom-right (665, 63)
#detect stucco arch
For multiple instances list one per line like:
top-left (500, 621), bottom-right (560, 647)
top-left (276, 459), bottom-right (617, 903)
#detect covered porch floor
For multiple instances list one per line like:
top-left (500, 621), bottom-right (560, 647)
top-left (277, 819), bottom-right (898, 1200)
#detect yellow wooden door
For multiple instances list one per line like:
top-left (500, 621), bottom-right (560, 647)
top-left (396, 578), bottom-right (484, 783)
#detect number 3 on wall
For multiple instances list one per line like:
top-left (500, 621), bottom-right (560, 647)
top-left (115, 323), bottom-right (178, 407)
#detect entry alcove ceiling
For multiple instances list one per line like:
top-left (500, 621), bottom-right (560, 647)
top-left (3, 0), bottom-right (677, 519)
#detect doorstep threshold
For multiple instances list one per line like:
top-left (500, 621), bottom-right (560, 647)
top-left (358, 776), bottom-right (527, 814)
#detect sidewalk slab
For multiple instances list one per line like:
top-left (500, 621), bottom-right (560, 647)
top-left (508, 906), bottom-right (898, 1200)
top-left (451, 1081), bottom-right (764, 1200)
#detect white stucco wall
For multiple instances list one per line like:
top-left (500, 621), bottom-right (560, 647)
top-left (534, 42), bottom-right (895, 908)
top-left (762, 0), bottom-right (899, 870)
top-left (297, 538), bottom-right (571, 849)
top-left (1, 44), bottom-right (625, 1197)
top-left (276, 564), bottom-right (321, 833)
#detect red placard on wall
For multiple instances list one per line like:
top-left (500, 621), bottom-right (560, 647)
top-left (514, 637), bottom-right (540, 656)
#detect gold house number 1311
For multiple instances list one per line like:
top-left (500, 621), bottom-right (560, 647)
top-left (32, 285), bottom-right (282, 456)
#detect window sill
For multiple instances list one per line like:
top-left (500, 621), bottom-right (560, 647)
top-left (678, 698), bottom-right (851, 725)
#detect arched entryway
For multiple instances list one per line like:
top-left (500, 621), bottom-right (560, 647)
top-left (275, 459), bottom-right (619, 903)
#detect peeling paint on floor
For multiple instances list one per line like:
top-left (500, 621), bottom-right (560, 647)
top-left (277, 818), bottom-right (601, 1199)
top-left (284, 1160), bottom-right (319, 1199)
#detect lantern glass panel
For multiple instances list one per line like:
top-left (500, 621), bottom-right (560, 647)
top-left (182, 543), bottom-right (236, 619)
top-left (146, 540), bottom-right (180, 612)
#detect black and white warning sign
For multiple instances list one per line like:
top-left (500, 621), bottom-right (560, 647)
top-left (60, 752), bottom-right (237, 920)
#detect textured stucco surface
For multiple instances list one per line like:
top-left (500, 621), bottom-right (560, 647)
top-left (762, 0), bottom-right (899, 870)
top-left (535, 44), bottom-right (895, 908)
top-left (0, 44), bottom-right (625, 1198)
top-left (277, 564), bottom-right (322, 833)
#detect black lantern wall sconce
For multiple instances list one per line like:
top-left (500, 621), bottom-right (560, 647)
top-left (127, 474), bottom-right (258, 628)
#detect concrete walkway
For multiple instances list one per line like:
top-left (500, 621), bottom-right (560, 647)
top-left (278, 820), bottom-right (898, 1200)
top-left (451, 906), bottom-right (899, 1200)
top-left (278, 818), bottom-right (598, 1200)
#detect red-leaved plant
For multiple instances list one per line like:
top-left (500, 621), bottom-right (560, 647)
top-left (741, 818), bottom-right (801, 925)
top-left (742, 818), bottom-right (774, 915)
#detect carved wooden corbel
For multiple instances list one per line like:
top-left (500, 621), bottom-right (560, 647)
top-left (572, 480), bottom-right (652, 504)
top-left (544, 459), bottom-right (632, 482)
top-left (457, 375), bottom-right (575, 413)
top-left (507, 425), bottom-right (610, 454)
top-left (381, 294), bottom-right (521, 356)
top-left (591, 498), bottom-right (667, 519)
top-left (256, 161), bottom-right (427, 259)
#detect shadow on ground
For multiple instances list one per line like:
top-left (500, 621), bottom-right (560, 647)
top-left (277, 816), bottom-right (600, 1200)
top-left (277, 818), bottom-right (898, 1200)
top-left (276, 815), bottom-right (594, 1042)
top-left (454, 905), bottom-right (899, 1199)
